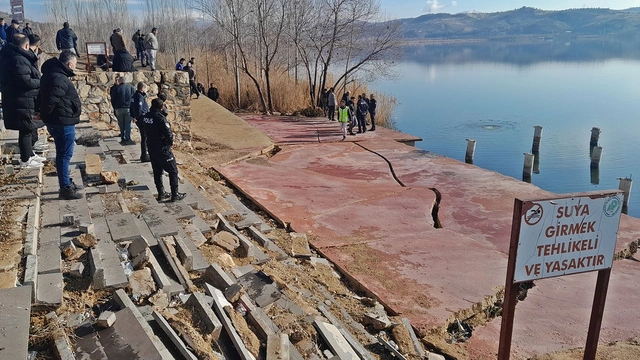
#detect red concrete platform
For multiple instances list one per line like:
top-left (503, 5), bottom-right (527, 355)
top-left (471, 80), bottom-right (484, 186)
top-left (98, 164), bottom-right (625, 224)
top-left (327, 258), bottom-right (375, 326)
top-left (217, 116), bottom-right (640, 358)
top-left (240, 114), bottom-right (422, 145)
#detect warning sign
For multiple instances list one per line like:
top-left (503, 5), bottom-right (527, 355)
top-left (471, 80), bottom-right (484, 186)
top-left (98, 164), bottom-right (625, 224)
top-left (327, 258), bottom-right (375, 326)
top-left (514, 192), bottom-right (623, 283)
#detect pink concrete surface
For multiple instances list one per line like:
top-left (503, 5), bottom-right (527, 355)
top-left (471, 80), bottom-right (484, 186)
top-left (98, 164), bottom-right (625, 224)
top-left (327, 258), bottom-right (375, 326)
top-left (218, 116), bottom-right (640, 358)
top-left (240, 114), bottom-right (422, 145)
top-left (467, 258), bottom-right (640, 359)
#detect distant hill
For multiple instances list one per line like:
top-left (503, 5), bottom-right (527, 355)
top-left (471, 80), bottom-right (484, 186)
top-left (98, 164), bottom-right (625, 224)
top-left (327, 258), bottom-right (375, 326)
top-left (390, 7), bottom-right (640, 40)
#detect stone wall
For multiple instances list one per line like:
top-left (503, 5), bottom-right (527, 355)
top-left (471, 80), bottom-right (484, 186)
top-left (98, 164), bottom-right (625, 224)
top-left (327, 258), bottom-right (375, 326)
top-left (72, 70), bottom-right (193, 143)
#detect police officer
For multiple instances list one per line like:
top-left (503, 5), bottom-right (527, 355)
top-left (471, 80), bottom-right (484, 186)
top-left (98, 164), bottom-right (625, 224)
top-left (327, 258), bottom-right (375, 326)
top-left (142, 98), bottom-right (186, 202)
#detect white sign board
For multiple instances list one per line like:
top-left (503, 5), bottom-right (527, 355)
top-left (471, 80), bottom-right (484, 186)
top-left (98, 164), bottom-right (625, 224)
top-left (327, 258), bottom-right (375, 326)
top-left (514, 193), bottom-right (622, 283)
top-left (10, 0), bottom-right (23, 7)
top-left (86, 43), bottom-right (106, 55)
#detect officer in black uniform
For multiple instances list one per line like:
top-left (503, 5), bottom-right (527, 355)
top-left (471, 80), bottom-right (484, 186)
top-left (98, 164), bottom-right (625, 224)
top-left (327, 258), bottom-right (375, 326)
top-left (142, 98), bottom-right (186, 202)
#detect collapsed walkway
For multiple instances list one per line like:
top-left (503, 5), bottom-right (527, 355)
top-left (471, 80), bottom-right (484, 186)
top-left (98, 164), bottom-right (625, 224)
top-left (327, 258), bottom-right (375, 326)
top-left (217, 114), bottom-right (640, 359)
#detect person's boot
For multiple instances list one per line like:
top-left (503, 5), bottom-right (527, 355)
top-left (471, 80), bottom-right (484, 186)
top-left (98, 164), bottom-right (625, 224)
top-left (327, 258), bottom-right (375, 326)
top-left (157, 187), bottom-right (170, 201)
top-left (170, 190), bottom-right (186, 202)
top-left (59, 186), bottom-right (83, 200)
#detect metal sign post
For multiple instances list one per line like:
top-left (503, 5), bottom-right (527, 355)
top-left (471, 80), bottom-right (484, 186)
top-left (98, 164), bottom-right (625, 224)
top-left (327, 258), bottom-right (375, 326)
top-left (10, 0), bottom-right (24, 23)
top-left (85, 42), bottom-right (108, 73)
top-left (498, 191), bottom-right (623, 360)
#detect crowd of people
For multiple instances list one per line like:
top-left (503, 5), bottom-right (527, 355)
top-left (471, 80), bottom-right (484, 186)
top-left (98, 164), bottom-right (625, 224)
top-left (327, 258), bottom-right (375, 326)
top-left (321, 88), bottom-right (377, 141)
top-left (0, 21), bottom-right (187, 202)
top-left (175, 57), bottom-right (219, 101)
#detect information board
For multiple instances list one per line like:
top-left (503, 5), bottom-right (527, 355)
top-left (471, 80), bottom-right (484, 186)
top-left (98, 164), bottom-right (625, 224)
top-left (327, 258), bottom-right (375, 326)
top-left (514, 193), bottom-right (622, 283)
top-left (86, 42), bottom-right (107, 55)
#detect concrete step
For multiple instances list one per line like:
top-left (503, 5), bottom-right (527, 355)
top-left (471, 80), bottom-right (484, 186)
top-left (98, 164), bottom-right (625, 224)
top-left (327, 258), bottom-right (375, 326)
top-left (0, 286), bottom-right (32, 359)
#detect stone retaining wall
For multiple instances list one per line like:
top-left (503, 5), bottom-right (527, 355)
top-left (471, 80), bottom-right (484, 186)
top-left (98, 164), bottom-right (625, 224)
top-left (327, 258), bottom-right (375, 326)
top-left (73, 71), bottom-right (193, 143)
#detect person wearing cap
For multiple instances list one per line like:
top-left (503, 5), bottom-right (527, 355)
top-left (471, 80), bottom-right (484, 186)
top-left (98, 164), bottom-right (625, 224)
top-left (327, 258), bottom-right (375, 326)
top-left (6, 19), bottom-right (21, 44)
top-left (56, 22), bottom-right (78, 54)
top-left (22, 23), bottom-right (33, 37)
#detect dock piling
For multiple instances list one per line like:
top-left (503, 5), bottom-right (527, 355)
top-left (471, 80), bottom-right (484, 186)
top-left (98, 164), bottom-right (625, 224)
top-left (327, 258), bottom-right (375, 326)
top-left (617, 177), bottom-right (632, 214)
top-left (590, 127), bottom-right (601, 147)
top-left (522, 153), bottom-right (534, 182)
top-left (465, 139), bottom-right (476, 164)
top-left (590, 146), bottom-right (602, 168)
top-left (532, 126), bottom-right (543, 153)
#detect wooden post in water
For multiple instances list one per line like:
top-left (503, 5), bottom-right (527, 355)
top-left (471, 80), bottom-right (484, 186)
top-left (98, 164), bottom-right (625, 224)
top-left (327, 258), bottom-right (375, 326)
top-left (590, 127), bottom-right (601, 147)
top-left (617, 177), bottom-right (632, 214)
top-left (465, 139), bottom-right (476, 164)
top-left (590, 167), bottom-right (600, 185)
top-left (590, 146), bottom-right (602, 168)
top-left (532, 126), bottom-right (543, 153)
top-left (522, 153), bottom-right (534, 183)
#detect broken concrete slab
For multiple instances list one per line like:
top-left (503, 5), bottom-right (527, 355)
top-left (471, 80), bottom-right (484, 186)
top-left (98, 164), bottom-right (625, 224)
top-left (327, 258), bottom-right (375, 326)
top-left (401, 318), bottom-right (425, 358)
top-left (236, 270), bottom-right (281, 308)
top-left (0, 286), bottom-right (31, 360)
top-left (112, 289), bottom-right (172, 359)
top-left (39, 225), bottom-right (61, 246)
top-left (152, 311), bottom-right (198, 360)
top-left (184, 223), bottom-right (208, 247)
top-left (209, 285), bottom-right (256, 360)
top-left (189, 216), bottom-right (213, 237)
top-left (235, 232), bottom-right (270, 265)
top-left (176, 229), bottom-right (209, 272)
top-left (267, 333), bottom-right (290, 360)
top-left (186, 292), bottom-right (223, 340)
top-left (362, 304), bottom-right (391, 330)
top-left (204, 263), bottom-right (236, 290)
top-left (97, 311), bottom-right (117, 328)
top-left (317, 305), bottom-right (375, 360)
top-left (37, 242), bottom-right (62, 274)
top-left (146, 248), bottom-right (178, 295)
top-left (212, 230), bottom-right (240, 252)
top-left (141, 206), bottom-right (180, 238)
top-left (314, 319), bottom-right (359, 360)
top-left (37, 272), bottom-right (63, 306)
top-left (224, 283), bottom-right (245, 303)
top-left (45, 312), bottom-right (76, 360)
top-left (128, 236), bottom-right (150, 258)
top-left (100, 307), bottom-right (164, 360)
top-left (172, 236), bottom-right (194, 271)
top-left (129, 268), bottom-right (157, 300)
top-left (231, 264), bottom-right (256, 279)
top-left (79, 222), bottom-right (95, 235)
top-left (248, 226), bottom-right (288, 260)
top-left (23, 254), bottom-right (37, 300)
top-left (106, 213), bottom-right (143, 243)
top-left (157, 237), bottom-right (189, 288)
top-left (69, 262), bottom-right (85, 278)
top-left (89, 239), bottom-right (129, 290)
top-left (163, 200), bottom-right (196, 220)
top-left (224, 194), bottom-right (267, 230)
top-left (289, 233), bottom-right (312, 258)
top-left (132, 247), bottom-right (150, 270)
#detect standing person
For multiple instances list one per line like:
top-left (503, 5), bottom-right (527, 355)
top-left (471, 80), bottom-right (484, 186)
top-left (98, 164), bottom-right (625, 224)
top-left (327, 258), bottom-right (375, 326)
top-left (137, 34), bottom-right (147, 67)
top-left (207, 83), bottom-right (219, 102)
top-left (6, 20), bottom-right (20, 43)
top-left (337, 100), bottom-right (351, 141)
top-left (109, 75), bottom-right (136, 145)
top-left (356, 95), bottom-right (368, 133)
top-left (22, 23), bottom-right (33, 37)
top-left (131, 29), bottom-right (141, 58)
top-left (347, 96), bottom-right (357, 135)
top-left (319, 88), bottom-right (327, 116)
top-left (56, 22), bottom-right (77, 54)
top-left (175, 58), bottom-right (185, 71)
top-left (341, 91), bottom-right (350, 105)
top-left (0, 19), bottom-right (7, 46)
top-left (145, 27), bottom-right (159, 71)
top-left (110, 28), bottom-right (126, 54)
top-left (0, 34), bottom-right (42, 168)
top-left (39, 50), bottom-right (83, 199)
top-left (130, 82), bottom-right (150, 162)
top-left (368, 94), bottom-right (377, 131)
top-left (142, 98), bottom-right (186, 202)
top-left (326, 87), bottom-right (337, 121)
top-left (184, 60), bottom-right (199, 99)
top-left (362, 93), bottom-right (370, 125)
top-left (197, 83), bottom-right (205, 95)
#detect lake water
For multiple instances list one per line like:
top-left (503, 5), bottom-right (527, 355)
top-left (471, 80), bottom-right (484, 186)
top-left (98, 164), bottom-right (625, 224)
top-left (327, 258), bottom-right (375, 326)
top-left (373, 39), bottom-right (640, 217)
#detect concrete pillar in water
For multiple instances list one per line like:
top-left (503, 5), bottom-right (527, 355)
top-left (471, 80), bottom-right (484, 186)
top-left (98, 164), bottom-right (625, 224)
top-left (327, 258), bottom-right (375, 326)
top-left (532, 126), bottom-right (543, 153)
top-left (522, 153), bottom-right (534, 182)
top-left (533, 152), bottom-right (540, 174)
top-left (617, 177), bottom-right (632, 214)
top-left (590, 127), bottom-right (601, 147)
top-left (590, 167), bottom-right (599, 185)
top-left (590, 146), bottom-right (602, 168)
top-left (465, 139), bottom-right (476, 164)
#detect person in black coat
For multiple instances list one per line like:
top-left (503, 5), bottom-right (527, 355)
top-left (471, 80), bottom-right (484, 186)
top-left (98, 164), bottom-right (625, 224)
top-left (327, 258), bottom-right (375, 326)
top-left (0, 34), bottom-right (42, 167)
top-left (5, 19), bottom-right (21, 44)
top-left (368, 93), bottom-right (377, 131)
top-left (55, 22), bottom-right (78, 54)
top-left (112, 48), bottom-right (136, 72)
top-left (39, 51), bottom-right (83, 199)
top-left (130, 82), bottom-right (150, 162)
top-left (207, 83), bottom-right (219, 102)
top-left (22, 23), bottom-right (33, 37)
top-left (142, 98), bottom-right (186, 202)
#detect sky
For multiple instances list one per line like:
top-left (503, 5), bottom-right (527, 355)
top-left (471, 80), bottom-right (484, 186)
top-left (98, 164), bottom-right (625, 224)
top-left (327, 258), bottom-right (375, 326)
top-left (4, 0), bottom-right (640, 22)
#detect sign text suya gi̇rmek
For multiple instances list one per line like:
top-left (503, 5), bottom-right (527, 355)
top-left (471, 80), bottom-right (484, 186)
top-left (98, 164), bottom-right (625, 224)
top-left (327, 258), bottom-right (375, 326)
top-left (514, 193), bottom-right (623, 283)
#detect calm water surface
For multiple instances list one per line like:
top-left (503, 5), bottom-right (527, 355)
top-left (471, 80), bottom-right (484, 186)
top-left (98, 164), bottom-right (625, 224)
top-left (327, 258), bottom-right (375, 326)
top-left (373, 40), bottom-right (640, 217)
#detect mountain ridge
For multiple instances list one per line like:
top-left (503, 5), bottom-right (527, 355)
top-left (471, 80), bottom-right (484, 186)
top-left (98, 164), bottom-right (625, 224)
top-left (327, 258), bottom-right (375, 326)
top-left (388, 7), bottom-right (640, 40)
